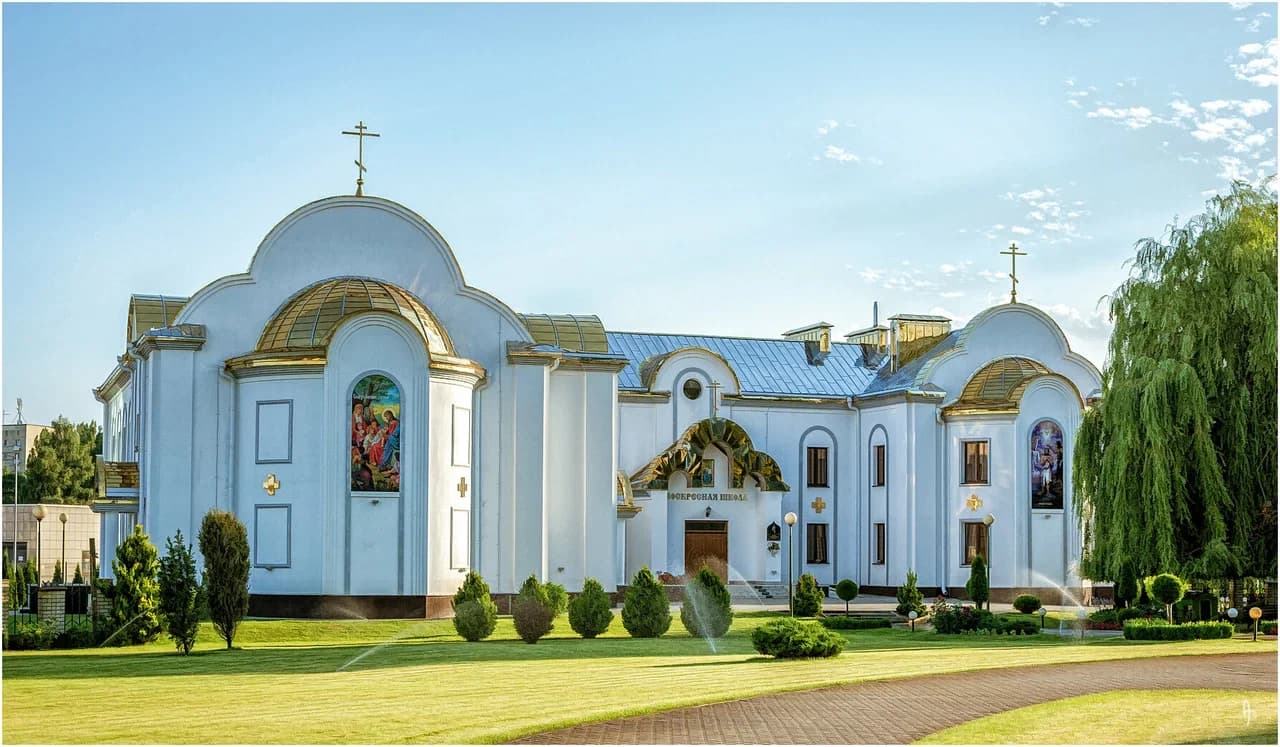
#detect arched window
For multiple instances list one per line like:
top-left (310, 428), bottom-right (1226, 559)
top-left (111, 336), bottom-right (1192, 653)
top-left (1030, 419), bottom-right (1063, 509)
top-left (351, 374), bottom-right (402, 493)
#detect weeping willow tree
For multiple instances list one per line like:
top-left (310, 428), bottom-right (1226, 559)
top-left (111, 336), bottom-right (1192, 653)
top-left (1075, 182), bottom-right (1277, 585)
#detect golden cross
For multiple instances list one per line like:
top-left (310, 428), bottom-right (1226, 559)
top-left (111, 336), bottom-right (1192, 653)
top-left (263, 473), bottom-right (280, 496)
top-left (966, 494), bottom-right (983, 512)
top-left (810, 496), bottom-right (827, 514)
top-left (457, 476), bottom-right (468, 498)
top-left (1000, 242), bottom-right (1027, 304)
top-left (341, 120), bottom-right (381, 197)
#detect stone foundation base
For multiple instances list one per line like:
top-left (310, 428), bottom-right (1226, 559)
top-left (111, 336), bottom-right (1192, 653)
top-left (248, 594), bottom-right (430, 619)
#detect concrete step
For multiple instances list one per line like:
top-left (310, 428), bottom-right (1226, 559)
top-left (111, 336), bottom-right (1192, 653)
top-left (728, 583), bottom-right (789, 600)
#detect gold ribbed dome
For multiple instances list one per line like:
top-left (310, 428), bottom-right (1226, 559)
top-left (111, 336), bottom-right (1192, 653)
top-left (947, 356), bottom-right (1049, 412)
top-left (256, 277), bottom-right (454, 356)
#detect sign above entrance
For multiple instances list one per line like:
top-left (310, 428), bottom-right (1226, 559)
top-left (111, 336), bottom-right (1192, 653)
top-left (669, 492), bottom-right (747, 502)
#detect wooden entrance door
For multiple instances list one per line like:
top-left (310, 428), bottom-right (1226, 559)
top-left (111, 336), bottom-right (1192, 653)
top-left (684, 520), bottom-right (728, 582)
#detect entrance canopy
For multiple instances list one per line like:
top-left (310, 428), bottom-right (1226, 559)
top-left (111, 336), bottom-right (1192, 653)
top-left (630, 417), bottom-right (789, 492)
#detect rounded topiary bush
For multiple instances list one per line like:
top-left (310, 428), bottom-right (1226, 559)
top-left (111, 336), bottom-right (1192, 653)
top-left (834, 579), bottom-right (859, 615)
top-left (452, 571), bottom-right (498, 641)
top-left (568, 577), bottom-right (614, 638)
top-left (1013, 594), bottom-right (1041, 614)
top-left (544, 582), bottom-right (569, 617)
top-left (512, 575), bottom-right (555, 644)
top-left (792, 573), bottom-right (824, 617)
top-left (1148, 573), bottom-right (1186, 623)
top-left (680, 567), bottom-right (733, 638)
top-left (622, 567), bottom-right (671, 638)
top-left (751, 617), bottom-right (844, 658)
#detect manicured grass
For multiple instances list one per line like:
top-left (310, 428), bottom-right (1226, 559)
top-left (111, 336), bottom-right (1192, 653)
top-left (915, 689), bottom-right (1278, 744)
top-left (3, 612), bottom-right (1269, 744)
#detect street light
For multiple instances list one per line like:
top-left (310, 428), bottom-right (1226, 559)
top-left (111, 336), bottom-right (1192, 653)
top-left (1037, 606), bottom-right (1047, 629)
top-left (784, 511), bottom-right (798, 616)
top-left (981, 514), bottom-right (995, 611)
top-left (1250, 607), bottom-right (1262, 642)
top-left (59, 512), bottom-right (68, 585)
top-left (31, 504), bottom-right (46, 584)
top-left (908, 609), bottom-right (918, 633)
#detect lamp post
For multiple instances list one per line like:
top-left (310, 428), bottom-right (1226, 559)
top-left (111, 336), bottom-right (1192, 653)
top-left (784, 511), bottom-right (798, 616)
top-left (908, 609), bottom-right (918, 633)
top-left (981, 513), bottom-right (995, 610)
top-left (31, 504), bottom-right (46, 584)
top-left (1037, 606), bottom-right (1047, 630)
top-left (1249, 607), bottom-right (1262, 641)
top-left (58, 512), bottom-right (68, 584)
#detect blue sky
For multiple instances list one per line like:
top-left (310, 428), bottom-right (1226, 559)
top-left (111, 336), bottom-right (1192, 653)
top-left (3, 2), bottom-right (1276, 426)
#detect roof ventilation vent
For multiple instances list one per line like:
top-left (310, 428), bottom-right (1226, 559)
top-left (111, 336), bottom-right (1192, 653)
top-left (782, 322), bottom-right (832, 365)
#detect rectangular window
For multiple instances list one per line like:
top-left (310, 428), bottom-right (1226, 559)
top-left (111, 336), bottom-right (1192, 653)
top-left (872, 445), bottom-right (886, 486)
top-left (961, 521), bottom-right (989, 566)
top-left (806, 447), bottom-right (829, 488)
top-left (3, 542), bottom-right (28, 565)
top-left (873, 523), bottom-right (886, 565)
top-left (806, 523), bottom-right (829, 564)
top-left (962, 440), bottom-right (989, 485)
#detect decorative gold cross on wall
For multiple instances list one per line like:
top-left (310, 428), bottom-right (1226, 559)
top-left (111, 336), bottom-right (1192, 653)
top-left (263, 473), bottom-right (280, 496)
top-left (810, 496), bottom-right (827, 514)
top-left (966, 494), bottom-right (983, 512)
top-left (457, 476), bottom-right (468, 498)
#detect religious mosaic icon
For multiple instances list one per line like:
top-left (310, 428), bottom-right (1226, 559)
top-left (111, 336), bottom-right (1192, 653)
top-left (1030, 419), bottom-right (1063, 509)
top-left (351, 374), bottom-right (401, 493)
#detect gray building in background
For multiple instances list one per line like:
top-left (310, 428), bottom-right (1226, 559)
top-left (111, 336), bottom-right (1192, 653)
top-left (3, 423), bottom-right (50, 472)
top-left (3, 503), bottom-right (98, 582)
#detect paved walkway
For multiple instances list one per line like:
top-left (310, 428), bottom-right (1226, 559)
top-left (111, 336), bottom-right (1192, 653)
top-left (512, 652), bottom-right (1276, 744)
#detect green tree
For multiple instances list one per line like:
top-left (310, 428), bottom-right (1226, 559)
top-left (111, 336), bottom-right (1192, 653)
top-left (1075, 183), bottom-right (1278, 583)
top-left (110, 524), bottom-right (161, 645)
top-left (157, 530), bottom-right (203, 655)
top-left (24, 418), bottom-right (99, 504)
top-left (966, 556), bottom-right (990, 611)
top-left (835, 579), bottom-right (859, 616)
top-left (896, 569), bottom-right (925, 615)
top-left (72, 564), bottom-right (84, 585)
top-left (451, 571), bottom-right (497, 641)
top-left (51, 559), bottom-right (63, 585)
top-left (198, 510), bottom-right (250, 649)
top-left (621, 567), bottom-right (671, 638)
top-left (6, 559), bottom-right (24, 610)
top-left (511, 575), bottom-right (555, 644)
top-left (792, 573), bottom-right (824, 617)
top-left (1149, 573), bottom-right (1186, 624)
top-left (680, 567), bottom-right (733, 638)
top-left (2, 467), bottom-right (32, 504)
top-left (568, 577), bottom-right (614, 638)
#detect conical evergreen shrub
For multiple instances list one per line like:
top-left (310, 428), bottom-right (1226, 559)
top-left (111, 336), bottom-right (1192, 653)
top-left (52, 559), bottom-right (64, 585)
top-left (198, 510), bottom-right (250, 650)
top-left (451, 570), bottom-right (498, 641)
top-left (157, 529), bottom-right (203, 655)
top-left (622, 567), bottom-right (671, 638)
top-left (512, 575), bottom-right (555, 644)
top-left (680, 566), bottom-right (733, 638)
top-left (111, 524), bottom-right (161, 644)
top-left (568, 577), bottom-right (614, 638)
top-left (965, 556), bottom-right (990, 610)
top-left (792, 573), bottom-right (824, 617)
top-left (896, 569), bottom-right (925, 615)
top-left (72, 564), bottom-right (84, 585)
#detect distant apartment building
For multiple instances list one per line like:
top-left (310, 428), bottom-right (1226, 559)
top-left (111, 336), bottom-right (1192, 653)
top-left (3, 423), bottom-right (50, 472)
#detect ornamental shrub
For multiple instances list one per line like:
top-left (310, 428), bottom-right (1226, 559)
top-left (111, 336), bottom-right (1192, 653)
top-left (965, 556), bottom-right (990, 610)
top-left (1115, 576), bottom-right (1140, 608)
top-left (820, 616), bottom-right (891, 630)
top-left (680, 567), bottom-right (733, 638)
top-left (7, 619), bottom-right (55, 650)
top-left (1148, 573), bottom-right (1186, 624)
top-left (896, 569), bottom-right (925, 616)
top-left (751, 617), bottom-right (844, 658)
top-left (52, 559), bottom-right (64, 585)
top-left (834, 579), bottom-right (859, 615)
top-left (512, 575), bottom-right (555, 644)
top-left (72, 564), bottom-right (84, 585)
top-left (792, 573), bottom-right (824, 617)
top-left (451, 571), bottom-right (498, 641)
top-left (1123, 619), bottom-right (1232, 641)
top-left (544, 581), bottom-right (569, 617)
top-left (1013, 594), bottom-right (1041, 614)
top-left (54, 617), bottom-right (96, 649)
top-left (110, 524), bottom-right (162, 645)
top-left (622, 567), bottom-right (671, 638)
top-left (198, 509), bottom-right (250, 650)
top-left (6, 561), bottom-right (24, 610)
top-left (157, 529), bottom-right (203, 655)
top-left (568, 577), bottom-right (614, 638)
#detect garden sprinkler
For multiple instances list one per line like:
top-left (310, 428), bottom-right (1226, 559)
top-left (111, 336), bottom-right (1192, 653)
top-left (1077, 607), bottom-right (1088, 641)
top-left (908, 610), bottom-right (918, 633)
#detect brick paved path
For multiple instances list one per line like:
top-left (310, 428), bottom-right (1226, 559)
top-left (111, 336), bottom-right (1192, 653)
top-left (513, 653), bottom-right (1276, 744)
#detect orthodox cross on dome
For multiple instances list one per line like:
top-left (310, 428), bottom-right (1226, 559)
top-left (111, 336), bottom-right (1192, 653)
top-left (457, 476), bottom-right (468, 498)
top-left (810, 496), bottom-right (827, 514)
top-left (709, 381), bottom-right (722, 419)
top-left (1000, 242), bottom-right (1027, 304)
top-left (341, 120), bottom-right (381, 197)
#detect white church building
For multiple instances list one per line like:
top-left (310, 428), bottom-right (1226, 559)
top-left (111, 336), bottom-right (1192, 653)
top-left (93, 193), bottom-right (1102, 616)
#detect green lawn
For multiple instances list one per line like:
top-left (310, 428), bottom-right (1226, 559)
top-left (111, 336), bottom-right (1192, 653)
top-left (3, 612), bottom-right (1270, 744)
top-left (916, 689), bottom-right (1279, 744)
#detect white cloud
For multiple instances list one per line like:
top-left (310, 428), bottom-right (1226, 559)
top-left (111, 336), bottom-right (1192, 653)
top-left (1085, 105), bottom-right (1155, 129)
top-left (1229, 1), bottom-right (1253, 9)
top-left (858, 268), bottom-right (883, 283)
top-left (822, 145), bottom-right (859, 162)
top-left (1068, 17), bottom-right (1100, 28)
top-left (938, 291), bottom-right (965, 299)
top-left (1011, 226), bottom-right (1033, 235)
top-left (817, 119), bottom-right (839, 136)
top-left (977, 270), bottom-right (1004, 283)
top-left (1231, 38), bottom-right (1278, 87)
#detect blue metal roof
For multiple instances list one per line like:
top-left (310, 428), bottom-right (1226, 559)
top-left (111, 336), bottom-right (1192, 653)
top-left (860, 331), bottom-right (960, 396)
top-left (606, 331), bottom-right (876, 397)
